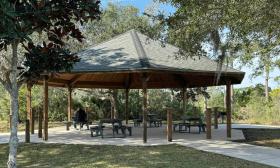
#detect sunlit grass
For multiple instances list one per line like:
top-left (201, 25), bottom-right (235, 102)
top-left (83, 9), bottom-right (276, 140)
top-left (0, 143), bottom-right (273, 168)
top-left (0, 121), bottom-right (64, 133)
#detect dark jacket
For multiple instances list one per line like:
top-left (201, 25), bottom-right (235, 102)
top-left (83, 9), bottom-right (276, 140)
top-left (74, 109), bottom-right (87, 122)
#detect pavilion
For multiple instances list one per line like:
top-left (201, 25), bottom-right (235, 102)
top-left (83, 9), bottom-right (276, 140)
top-left (26, 29), bottom-right (245, 143)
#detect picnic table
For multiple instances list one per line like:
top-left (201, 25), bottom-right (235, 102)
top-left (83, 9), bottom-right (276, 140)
top-left (148, 114), bottom-right (162, 127)
top-left (173, 117), bottom-right (206, 133)
top-left (133, 115), bottom-right (142, 127)
top-left (90, 119), bottom-right (132, 138)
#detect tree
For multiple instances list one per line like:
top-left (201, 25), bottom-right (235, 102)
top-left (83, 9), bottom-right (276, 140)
top-left (150, 0), bottom-right (280, 114)
top-left (154, 0), bottom-right (280, 76)
top-left (240, 35), bottom-right (280, 101)
top-left (80, 3), bottom-right (161, 48)
top-left (0, 1), bottom-right (101, 167)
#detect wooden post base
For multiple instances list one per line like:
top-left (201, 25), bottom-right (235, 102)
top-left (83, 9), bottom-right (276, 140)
top-left (25, 120), bottom-right (30, 143)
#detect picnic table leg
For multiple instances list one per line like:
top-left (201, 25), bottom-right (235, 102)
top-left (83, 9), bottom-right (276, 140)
top-left (91, 129), bottom-right (94, 137)
top-left (128, 127), bottom-right (132, 136)
top-left (101, 128), bottom-right (103, 138)
top-left (86, 123), bottom-right (89, 130)
top-left (122, 127), bottom-right (126, 138)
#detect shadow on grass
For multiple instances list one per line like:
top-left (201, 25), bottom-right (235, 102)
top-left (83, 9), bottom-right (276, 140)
top-left (0, 143), bottom-right (274, 168)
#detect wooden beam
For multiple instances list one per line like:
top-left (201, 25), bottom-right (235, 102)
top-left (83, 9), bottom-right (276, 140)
top-left (68, 74), bottom-right (83, 86)
top-left (67, 86), bottom-right (73, 131)
top-left (124, 73), bottom-right (132, 88)
top-left (226, 80), bottom-right (232, 138)
top-left (167, 108), bottom-right (173, 142)
top-left (48, 78), bottom-right (69, 84)
top-left (173, 74), bottom-right (187, 87)
top-left (125, 88), bottom-right (129, 125)
top-left (43, 76), bottom-right (49, 141)
top-left (75, 81), bottom-right (124, 88)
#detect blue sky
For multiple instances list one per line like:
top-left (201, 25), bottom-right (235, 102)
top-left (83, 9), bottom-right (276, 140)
top-left (101, 0), bottom-right (279, 89)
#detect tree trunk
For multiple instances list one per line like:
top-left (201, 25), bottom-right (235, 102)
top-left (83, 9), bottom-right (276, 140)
top-left (7, 41), bottom-right (19, 168)
top-left (264, 64), bottom-right (269, 101)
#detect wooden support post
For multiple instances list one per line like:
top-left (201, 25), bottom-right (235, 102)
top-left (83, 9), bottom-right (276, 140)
top-left (26, 84), bottom-right (34, 134)
top-left (43, 76), bottom-right (49, 141)
top-left (31, 111), bottom-right (34, 134)
top-left (67, 86), bottom-right (72, 131)
top-left (38, 108), bottom-right (43, 138)
top-left (110, 103), bottom-right (114, 120)
top-left (142, 77), bottom-right (148, 143)
top-left (38, 106), bottom-right (43, 138)
top-left (206, 108), bottom-right (212, 139)
top-left (213, 107), bottom-right (218, 129)
top-left (226, 81), bottom-right (232, 138)
top-left (167, 108), bottom-right (173, 142)
top-left (125, 88), bottom-right (129, 125)
top-left (25, 120), bottom-right (30, 143)
top-left (182, 87), bottom-right (186, 114)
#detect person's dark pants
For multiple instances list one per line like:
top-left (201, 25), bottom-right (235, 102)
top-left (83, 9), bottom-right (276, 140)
top-left (73, 120), bottom-right (89, 130)
top-left (73, 120), bottom-right (78, 129)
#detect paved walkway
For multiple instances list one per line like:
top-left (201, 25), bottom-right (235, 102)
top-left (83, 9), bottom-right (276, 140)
top-left (1, 124), bottom-right (280, 167)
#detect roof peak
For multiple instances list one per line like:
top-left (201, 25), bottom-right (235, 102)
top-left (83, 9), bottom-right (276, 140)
top-left (129, 29), bottom-right (151, 68)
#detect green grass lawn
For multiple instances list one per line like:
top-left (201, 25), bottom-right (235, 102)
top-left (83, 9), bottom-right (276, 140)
top-left (0, 143), bottom-right (273, 168)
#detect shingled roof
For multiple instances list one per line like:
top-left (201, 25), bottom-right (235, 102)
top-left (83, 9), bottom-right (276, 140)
top-left (42, 29), bottom-right (245, 89)
top-left (74, 29), bottom-right (241, 73)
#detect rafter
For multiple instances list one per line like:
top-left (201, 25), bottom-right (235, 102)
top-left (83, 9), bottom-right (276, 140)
top-left (68, 74), bottom-right (83, 86)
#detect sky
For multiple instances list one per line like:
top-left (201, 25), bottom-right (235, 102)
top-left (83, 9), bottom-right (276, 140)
top-left (101, 0), bottom-right (279, 89)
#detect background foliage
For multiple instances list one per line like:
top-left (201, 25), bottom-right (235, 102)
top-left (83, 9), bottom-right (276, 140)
top-left (1, 2), bottom-right (280, 131)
